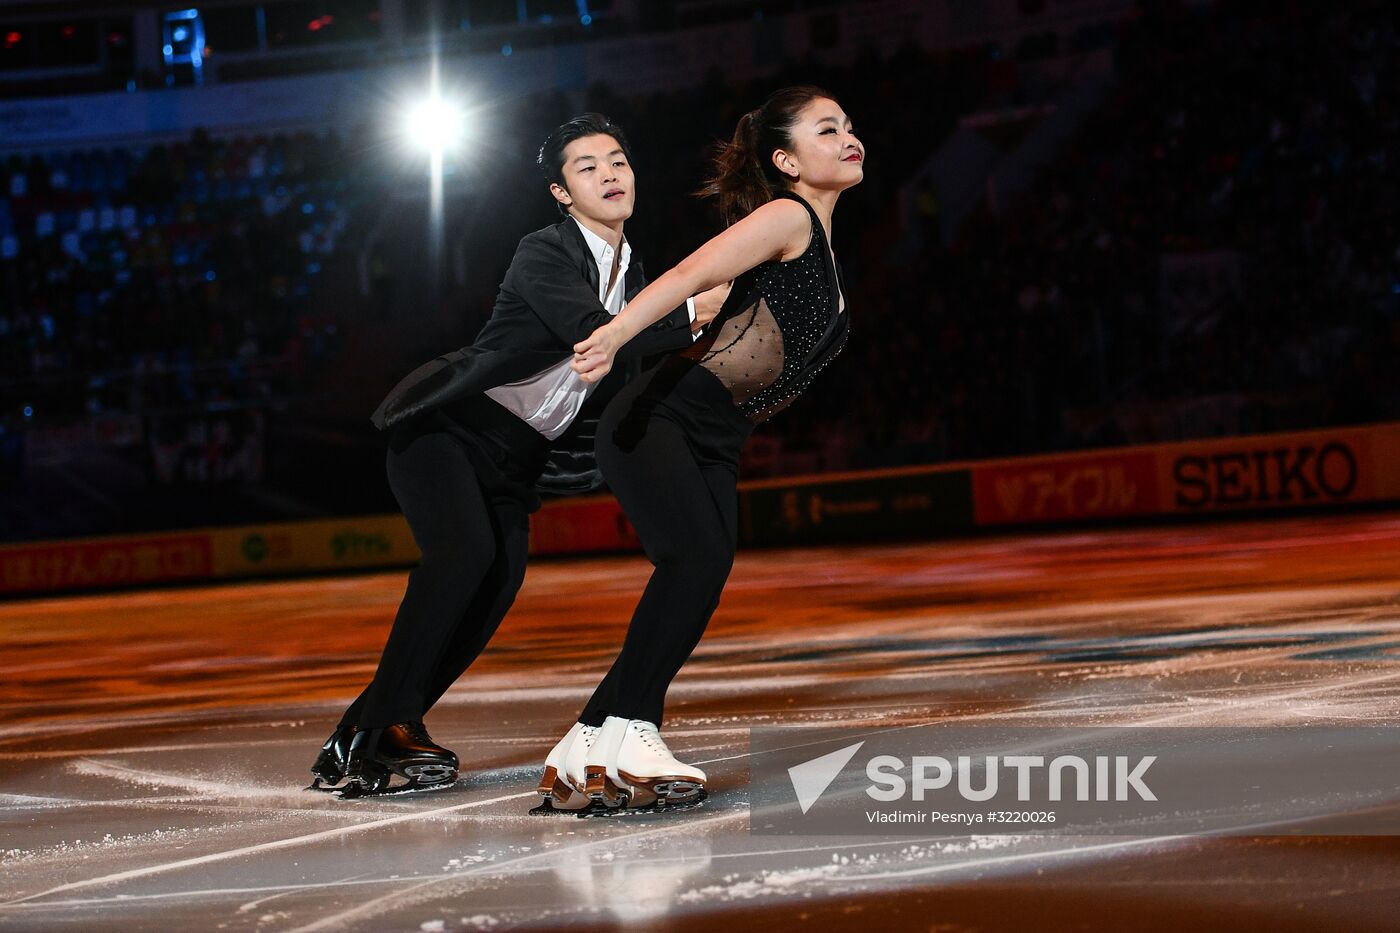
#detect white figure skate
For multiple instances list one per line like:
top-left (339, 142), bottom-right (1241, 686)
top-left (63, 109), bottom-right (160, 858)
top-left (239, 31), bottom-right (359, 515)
top-left (533, 721), bottom-right (598, 813)
top-left (583, 716), bottom-right (706, 810)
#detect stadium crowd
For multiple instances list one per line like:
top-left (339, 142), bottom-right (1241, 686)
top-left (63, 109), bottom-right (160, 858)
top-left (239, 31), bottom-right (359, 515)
top-left (767, 0), bottom-right (1399, 471)
top-left (1, 129), bottom-right (357, 421)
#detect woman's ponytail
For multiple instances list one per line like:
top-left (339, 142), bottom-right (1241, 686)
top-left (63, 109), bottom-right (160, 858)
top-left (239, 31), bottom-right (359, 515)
top-left (697, 86), bottom-right (834, 226)
top-left (698, 110), bottom-right (768, 226)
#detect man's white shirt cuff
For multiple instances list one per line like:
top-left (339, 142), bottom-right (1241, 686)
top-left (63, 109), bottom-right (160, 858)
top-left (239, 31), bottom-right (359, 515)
top-left (686, 297), bottom-right (702, 341)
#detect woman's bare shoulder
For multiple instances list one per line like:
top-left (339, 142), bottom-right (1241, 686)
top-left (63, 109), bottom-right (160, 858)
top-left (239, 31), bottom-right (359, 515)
top-left (746, 198), bottom-right (811, 259)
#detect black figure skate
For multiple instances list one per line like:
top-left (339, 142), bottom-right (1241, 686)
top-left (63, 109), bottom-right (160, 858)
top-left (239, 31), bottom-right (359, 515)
top-left (341, 721), bottom-right (459, 797)
top-left (306, 725), bottom-right (357, 792)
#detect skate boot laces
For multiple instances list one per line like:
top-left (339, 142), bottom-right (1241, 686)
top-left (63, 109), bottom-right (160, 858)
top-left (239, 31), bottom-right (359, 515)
top-left (630, 720), bottom-right (670, 755)
top-left (564, 723), bottom-right (601, 785)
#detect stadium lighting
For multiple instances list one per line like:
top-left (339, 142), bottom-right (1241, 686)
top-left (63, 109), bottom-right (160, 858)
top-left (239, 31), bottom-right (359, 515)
top-left (403, 95), bottom-right (465, 156)
top-left (399, 53), bottom-right (467, 304)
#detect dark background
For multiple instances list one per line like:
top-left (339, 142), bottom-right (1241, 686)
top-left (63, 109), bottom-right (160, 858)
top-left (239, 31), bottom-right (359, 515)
top-left (1, 0), bottom-right (1396, 542)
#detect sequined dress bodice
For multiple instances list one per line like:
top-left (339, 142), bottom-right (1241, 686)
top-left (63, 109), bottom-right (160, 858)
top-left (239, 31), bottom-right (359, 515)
top-left (682, 191), bottom-right (849, 423)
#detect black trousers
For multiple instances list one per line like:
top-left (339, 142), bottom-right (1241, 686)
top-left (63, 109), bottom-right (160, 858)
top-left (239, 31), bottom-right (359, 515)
top-left (579, 360), bottom-right (751, 728)
top-left (341, 403), bottom-right (544, 730)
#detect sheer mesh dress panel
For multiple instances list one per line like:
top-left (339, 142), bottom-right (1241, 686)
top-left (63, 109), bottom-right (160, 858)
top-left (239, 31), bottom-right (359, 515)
top-left (681, 191), bottom-right (849, 424)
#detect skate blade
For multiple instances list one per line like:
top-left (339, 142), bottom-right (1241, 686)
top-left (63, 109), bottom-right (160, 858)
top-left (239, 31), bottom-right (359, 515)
top-left (584, 767), bottom-right (631, 808)
top-left (651, 779), bottom-right (705, 803)
top-left (334, 777), bottom-right (384, 799)
top-left (306, 775), bottom-right (353, 793)
top-left (337, 776), bottom-right (456, 799)
top-left (403, 763), bottom-right (458, 784)
top-left (336, 760), bottom-right (456, 798)
top-left (614, 771), bottom-right (706, 804)
top-left (529, 792), bottom-right (596, 816)
top-left (584, 784), bottom-right (630, 809)
top-left (576, 788), bottom-right (708, 818)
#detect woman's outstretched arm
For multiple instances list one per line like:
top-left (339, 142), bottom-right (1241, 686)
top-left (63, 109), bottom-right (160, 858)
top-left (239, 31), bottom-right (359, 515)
top-left (571, 198), bottom-right (811, 383)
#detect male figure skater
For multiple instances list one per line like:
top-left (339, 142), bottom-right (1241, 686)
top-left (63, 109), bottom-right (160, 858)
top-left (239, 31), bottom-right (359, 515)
top-left (309, 113), bottom-right (726, 795)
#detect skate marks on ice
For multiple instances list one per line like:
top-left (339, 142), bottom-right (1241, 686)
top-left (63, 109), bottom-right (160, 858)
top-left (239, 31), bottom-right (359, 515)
top-left (2, 513), bottom-right (1400, 929)
top-left (6, 659), bottom-right (1398, 931)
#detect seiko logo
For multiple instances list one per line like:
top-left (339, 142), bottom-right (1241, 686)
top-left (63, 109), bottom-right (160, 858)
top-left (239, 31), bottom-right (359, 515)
top-left (1173, 443), bottom-right (1357, 507)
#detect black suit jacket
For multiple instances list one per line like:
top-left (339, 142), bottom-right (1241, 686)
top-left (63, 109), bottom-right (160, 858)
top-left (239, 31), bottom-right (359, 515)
top-left (370, 217), bottom-right (694, 493)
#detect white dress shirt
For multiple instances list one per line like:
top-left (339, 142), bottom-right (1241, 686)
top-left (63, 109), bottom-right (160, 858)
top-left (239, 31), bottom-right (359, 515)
top-left (485, 218), bottom-right (697, 440)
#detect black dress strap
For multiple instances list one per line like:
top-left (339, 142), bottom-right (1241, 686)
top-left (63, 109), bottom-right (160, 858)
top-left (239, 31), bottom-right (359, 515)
top-left (774, 190), bottom-right (845, 344)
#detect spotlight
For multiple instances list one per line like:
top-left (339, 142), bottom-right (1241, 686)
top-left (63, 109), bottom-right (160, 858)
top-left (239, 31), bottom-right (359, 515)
top-left (403, 95), bottom-right (465, 156)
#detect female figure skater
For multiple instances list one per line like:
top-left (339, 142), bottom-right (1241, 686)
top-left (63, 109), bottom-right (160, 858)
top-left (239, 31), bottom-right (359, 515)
top-left (534, 86), bottom-right (863, 812)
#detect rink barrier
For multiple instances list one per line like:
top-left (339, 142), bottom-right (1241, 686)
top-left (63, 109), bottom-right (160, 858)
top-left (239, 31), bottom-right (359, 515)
top-left (969, 422), bottom-right (1400, 526)
top-left (2, 421), bottom-right (1397, 595)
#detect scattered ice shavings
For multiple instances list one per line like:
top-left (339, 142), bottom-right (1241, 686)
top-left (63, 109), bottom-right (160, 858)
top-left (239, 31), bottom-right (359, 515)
top-left (1, 826), bottom-right (211, 864)
top-left (441, 854), bottom-right (489, 871)
top-left (763, 865), bottom-right (843, 888)
top-left (679, 864), bottom-right (840, 902)
top-left (420, 921), bottom-right (445, 932)
top-left (460, 917), bottom-right (499, 930)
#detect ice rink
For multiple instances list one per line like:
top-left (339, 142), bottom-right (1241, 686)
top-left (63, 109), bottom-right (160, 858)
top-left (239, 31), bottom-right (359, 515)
top-left (3, 512), bottom-right (1400, 931)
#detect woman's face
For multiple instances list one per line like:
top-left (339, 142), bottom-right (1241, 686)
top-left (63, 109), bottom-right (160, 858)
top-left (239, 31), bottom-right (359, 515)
top-left (774, 98), bottom-right (864, 191)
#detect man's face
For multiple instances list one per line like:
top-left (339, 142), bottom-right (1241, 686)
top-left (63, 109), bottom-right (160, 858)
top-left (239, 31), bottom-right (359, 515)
top-left (551, 133), bottom-right (635, 225)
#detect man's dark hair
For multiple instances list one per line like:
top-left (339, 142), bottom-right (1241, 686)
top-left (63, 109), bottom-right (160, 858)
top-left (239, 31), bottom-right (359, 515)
top-left (536, 113), bottom-right (633, 216)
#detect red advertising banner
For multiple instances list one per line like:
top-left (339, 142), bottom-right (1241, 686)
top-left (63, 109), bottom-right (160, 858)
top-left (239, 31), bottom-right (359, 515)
top-left (972, 424), bottom-right (1399, 526)
top-left (0, 535), bottom-right (214, 595)
top-left (973, 452), bottom-right (1160, 525)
